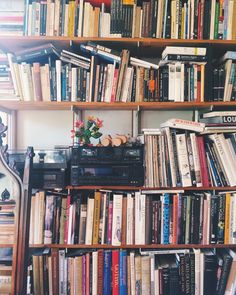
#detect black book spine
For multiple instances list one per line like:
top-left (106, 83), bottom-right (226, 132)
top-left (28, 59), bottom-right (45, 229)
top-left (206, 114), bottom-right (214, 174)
top-left (165, 0), bottom-right (171, 38)
top-left (203, 0), bottom-right (211, 39)
top-left (162, 268), bottom-right (170, 295)
top-left (185, 253), bottom-right (191, 295)
top-left (210, 196), bottom-right (219, 244)
top-left (216, 195), bottom-right (225, 244)
top-left (151, 0), bottom-right (157, 37)
top-left (170, 129), bottom-right (182, 187)
top-left (217, 253), bottom-right (233, 295)
top-left (162, 65), bottom-right (169, 101)
top-left (204, 253), bottom-right (218, 294)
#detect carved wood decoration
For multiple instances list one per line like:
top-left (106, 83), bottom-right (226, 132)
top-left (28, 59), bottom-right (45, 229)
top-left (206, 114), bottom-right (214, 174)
top-left (0, 116), bottom-right (34, 295)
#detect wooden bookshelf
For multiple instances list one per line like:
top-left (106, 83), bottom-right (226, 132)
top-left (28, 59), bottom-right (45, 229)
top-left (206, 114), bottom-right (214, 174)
top-left (29, 244), bottom-right (236, 249)
top-left (1, 100), bottom-right (236, 111)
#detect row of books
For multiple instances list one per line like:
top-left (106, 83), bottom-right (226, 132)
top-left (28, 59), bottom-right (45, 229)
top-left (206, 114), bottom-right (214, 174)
top-left (6, 43), bottom-right (208, 102)
top-left (144, 117), bottom-right (236, 188)
top-left (27, 248), bottom-right (236, 295)
top-left (13, 0), bottom-right (236, 40)
top-left (0, 53), bottom-right (14, 96)
top-left (212, 52), bottom-right (236, 102)
top-left (29, 190), bottom-right (236, 246)
top-left (0, 2), bottom-right (24, 36)
top-left (0, 200), bottom-right (15, 244)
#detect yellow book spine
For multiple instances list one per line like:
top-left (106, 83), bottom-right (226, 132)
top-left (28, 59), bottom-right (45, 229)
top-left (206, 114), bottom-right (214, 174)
top-left (92, 192), bottom-right (101, 244)
top-left (224, 192), bottom-right (231, 244)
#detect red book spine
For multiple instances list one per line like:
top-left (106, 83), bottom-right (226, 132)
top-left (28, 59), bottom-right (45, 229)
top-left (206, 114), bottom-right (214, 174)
top-left (196, 136), bottom-right (210, 187)
top-left (51, 248), bottom-right (59, 295)
top-left (172, 194), bottom-right (178, 244)
top-left (110, 69), bottom-right (119, 102)
top-left (107, 201), bottom-right (113, 244)
top-left (64, 194), bottom-right (71, 244)
top-left (82, 255), bottom-right (86, 295)
top-left (112, 250), bottom-right (119, 295)
top-left (97, 249), bottom-right (104, 295)
top-left (86, 253), bottom-right (90, 295)
top-left (197, 2), bottom-right (202, 39)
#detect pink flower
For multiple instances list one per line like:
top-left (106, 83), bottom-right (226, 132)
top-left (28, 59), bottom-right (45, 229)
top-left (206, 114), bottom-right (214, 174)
top-left (96, 118), bottom-right (103, 128)
top-left (75, 120), bottom-right (84, 128)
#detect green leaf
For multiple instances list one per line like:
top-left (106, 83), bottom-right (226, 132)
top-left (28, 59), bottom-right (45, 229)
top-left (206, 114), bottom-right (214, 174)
top-left (92, 132), bottom-right (102, 139)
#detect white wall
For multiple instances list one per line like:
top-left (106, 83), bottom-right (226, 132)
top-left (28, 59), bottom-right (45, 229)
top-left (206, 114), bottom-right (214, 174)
top-left (16, 109), bottom-right (195, 149)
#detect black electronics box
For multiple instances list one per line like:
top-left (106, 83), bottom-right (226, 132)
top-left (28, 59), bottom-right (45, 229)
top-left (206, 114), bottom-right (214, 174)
top-left (8, 149), bottom-right (70, 189)
top-left (70, 145), bottom-right (144, 186)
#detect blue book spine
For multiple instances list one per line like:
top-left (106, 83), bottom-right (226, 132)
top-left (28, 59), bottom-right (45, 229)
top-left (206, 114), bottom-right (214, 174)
top-left (24, 0), bottom-right (30, 35)
top-left (223, 0), bottom-right (228, 39)
top-left (103, 250), bottom-right (112, 295)
top-left (162, 193), bottom-right (170, 244)
top-left (119, 250), bottom-right (127, 295)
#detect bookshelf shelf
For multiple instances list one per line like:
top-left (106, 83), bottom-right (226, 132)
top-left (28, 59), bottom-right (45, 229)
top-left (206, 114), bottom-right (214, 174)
top-left (1, 101), bottom-right (236, 111)
top-left (29, 244), bottom-right (236, 249)
top-left (1, 36), bottom-right (236, 52)
top-left (67, 185), bottom-right (236, 191)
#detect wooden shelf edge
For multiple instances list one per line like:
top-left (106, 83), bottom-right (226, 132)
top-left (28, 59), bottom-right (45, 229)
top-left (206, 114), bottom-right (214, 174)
top-left (1, 36), bottom-right (236, 45)
top-left (67, 185), bottom-right (236, 191)
top-left (0, 244), bottom-right (14, 248)
top-left (1, 100), bottom-right (236, 111)
top-left (29, 244), bottom-right (236, 249)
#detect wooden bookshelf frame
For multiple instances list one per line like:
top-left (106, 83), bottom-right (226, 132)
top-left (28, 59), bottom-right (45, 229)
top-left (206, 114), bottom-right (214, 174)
top-left (1, 101), bottom-right (236, 111)
top-left (29, 244), bottom-right (236, 249)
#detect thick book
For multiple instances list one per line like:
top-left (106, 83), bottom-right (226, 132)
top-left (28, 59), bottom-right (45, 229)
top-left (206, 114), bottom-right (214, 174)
top-left (160, 118), bottom-right (205, 132)
top-left (15, 43), bottom-right (60, 62)
top-left (162, 46), bottom-right (207, 58)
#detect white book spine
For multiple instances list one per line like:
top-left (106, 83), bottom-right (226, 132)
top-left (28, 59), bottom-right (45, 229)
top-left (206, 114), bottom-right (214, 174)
top-left (49, 3), bottom-right (55, 36)
top-left (56, 60), bottom-right (62, 102)
top-left (176, 133), bottom-right (192, 187)
top-left (54, 0), bottom-right (60, 36)
top-left (126, 193), bottom-right (134, 245)
top-left (210, 0), bottom-right (216, 39)
top-left (168, 63), bottom-right (175, 100)
top-left (104, 64), bottom-right (115, 102)
top-left (71, 67), bottom-right (77, 102)
top-left (150, 254), bottom-right (155, 295)
top-left (111, 194), bottom-right (123, 246)
top-left (180, 63), bottom-right (185, 101)
top-left (59, 250), bottom-right (65, 295)
top-left (193, 249), bottom-right (200, 295)
top-left (78, 0), bottom-right (84, 37)
top-left (232, 193), bottom-right (236, 243)
top-left (85, 198), bottom-right (94, 245)
top-left (174, 62), bottom-right (181, 102)
top-left (7, 53), bottom-right (19, 96)
top-left (130, 252), bottom-right (136, 295)
top-left (135, 192), bottom-right (141, 244)
top-left (92, 251), bottom-right (98, 295)
top-left (27, 4), bottom-right (32, 36)
top-left (64, 4), bottom-right (69, 37)
top-left (140, 194), bottom-right (146, 245)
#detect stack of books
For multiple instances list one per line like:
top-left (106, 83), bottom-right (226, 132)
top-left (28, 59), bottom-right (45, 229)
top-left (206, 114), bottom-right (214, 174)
top-left (144, 117), bottom-right (236, 188)
top-left (0, 0), bottom-right (24, 36)
top-left (0, 52), bottom-right (14, 97)
top-left (158, 46), bottom-right (207, 102)
top-left (212, 51), bottom-right (236, 102)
